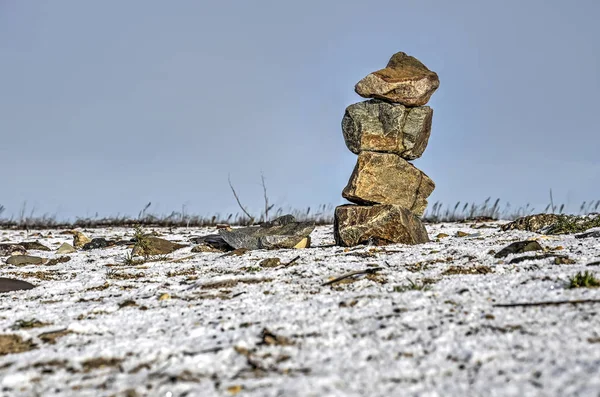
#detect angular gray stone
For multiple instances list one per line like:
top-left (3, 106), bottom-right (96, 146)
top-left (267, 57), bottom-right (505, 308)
top-left (342, 99), bottom-right (432, 159)
top-left (219, 215), bottom-right (315, 250)
top-left (342, 151), bottom-right (435, 216)
top-left (334, 204), bottom-right (429, 247)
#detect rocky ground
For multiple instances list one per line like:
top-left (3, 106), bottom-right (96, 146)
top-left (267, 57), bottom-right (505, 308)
top-left (1, 222), bottom-right (599, 397)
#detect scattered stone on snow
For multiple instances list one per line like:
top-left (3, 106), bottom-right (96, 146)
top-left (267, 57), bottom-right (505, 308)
top-left (334, 204), bottom-right (429, 247)
top-left (218, 215), bottom-right (315, 250)
top-left (56, 243), bottom-right (76, 254)
top-left (45, 256), bottom-right (71, 266)
top-left (191, 244), bottom-right (222, 253)
top-left (0, 335), bottom-right (37, 356)
top-left (82, 238), bottom-right (113, 250)
top-left (6, 255), bottom-right (47, 266)
top-left (506, 253), bottom-right (574, 265)
top-left (190, 234), bottom-right (232, 252)
top-left (0, 244), bottom-right (27, 256)
top-left (20, 242), bottom-right (51, 251)
top-left (575, 230), bottom-right (600, 239)
top-left (72, 231), bottom-right (92, 249)
top-left (342, 151), bottom-right (435, 216)
top-left (494, 240), bottom-right (544, 258)
top-left (259, 258), bottom-right (281, 268)
top-left (355, 51), bottom-right (440, 106)
top-left (0, 277), bottom-right (35, 293)
top-left (342, 99), bottom-right (432, 159)
top-left (132, 236), bottom-right (186, 256)
top-left (501, 213), bottom-right (600, 234)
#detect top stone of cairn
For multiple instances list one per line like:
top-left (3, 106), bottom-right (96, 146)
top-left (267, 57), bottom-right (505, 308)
top-left (355, 52), bottom-right (439, 106)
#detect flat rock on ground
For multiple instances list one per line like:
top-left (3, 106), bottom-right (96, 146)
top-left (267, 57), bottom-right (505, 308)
top-left (0, 223), bottom-right (599, 396)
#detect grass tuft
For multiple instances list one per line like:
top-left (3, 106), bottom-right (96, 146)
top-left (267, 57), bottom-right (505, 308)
top-left (568, 271), bottom-right (600, 289)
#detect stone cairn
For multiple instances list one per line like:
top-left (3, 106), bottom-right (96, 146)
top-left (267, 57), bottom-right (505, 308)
top-left (334, 51), bottom-right (440, 246)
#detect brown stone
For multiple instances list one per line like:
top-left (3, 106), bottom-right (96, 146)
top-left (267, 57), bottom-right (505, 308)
top-left (342, 99), bottom-right (432, 159)
top-left (342, 152), bottom-right (435, 216)
top-left (72, 231), bottom-right (92, 249)
top-left (355, 52), bottom-right (439, 106)
top-left (334, 204), bottom-right (430, 247)
top-left (132, 236), bottom-right (187, 256)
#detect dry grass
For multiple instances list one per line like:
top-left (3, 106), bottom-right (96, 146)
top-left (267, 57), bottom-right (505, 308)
top-left (1, 198), bottom-right (599, 229)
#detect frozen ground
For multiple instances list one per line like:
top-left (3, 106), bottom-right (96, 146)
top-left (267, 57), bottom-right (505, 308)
top-left (1, 222), bottom-right (599, 397)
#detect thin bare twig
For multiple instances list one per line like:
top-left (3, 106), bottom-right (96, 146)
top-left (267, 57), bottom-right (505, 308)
top-left (280, 255), bottom-right (301, 268)
top-left (322, 267), bottom-right (383, 286)
top-left (228, 175), bottom-right (255, 225)
top-left (261, 172), bottom-right (270, 222)
top-left (493, 299), bottom-right (600, 308)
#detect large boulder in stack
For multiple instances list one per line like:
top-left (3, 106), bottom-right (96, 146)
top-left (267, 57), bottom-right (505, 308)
top-left (355, 52), bottom-right (439, 106)
top-left (342, 99), bottom-right (432, 159)
top-left (334, 204), bottom-right (429, 246)
top-left (342, 151), bottom-right (435, 216)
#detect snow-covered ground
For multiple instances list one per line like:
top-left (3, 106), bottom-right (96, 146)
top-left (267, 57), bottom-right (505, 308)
top-left (1, 222), bottom-right (599, 397)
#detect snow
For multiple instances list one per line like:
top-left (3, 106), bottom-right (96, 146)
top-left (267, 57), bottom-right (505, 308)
top-left (0, 222), bottom-right (599, 396)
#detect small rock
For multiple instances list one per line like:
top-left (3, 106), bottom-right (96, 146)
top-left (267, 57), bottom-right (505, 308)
top-left (132, 237), bottom-right (186, 256)
top-left (342, 151), bottom-right (435, 216)
top-left (46, 256), bottom-right (71, 266)
top-left (189, 234), bottom-right (232, 251)
top-left (334, 204), bottom-right (429, 247)
top-left (6, 255), bottom-right (47, 266)
top-left (455, 231), bottom-right (470, 237)
top-left (82, 238), bottom-right (112, 250)
top-left (436, 233), bottom-right (449, 239)
top-left (0, 244), bottom-right (27, 256)
top-left (293, 237), bottom-right (311, 249)
top-left (191, 244), bottom-right (222, 253)
top-left (576, 230), bottom-right (600, 239)
top-left (56, 243), bottom-right (76, 254)
top-left (219, 215), bottom-right (315, 250)
top-left (0, 278), bottom-right (35, 293)
top-left (554, 256), bottom-right (576, 265)
top-left (259, 258), bottom-right (281, 268)
top-left (158, 293), bottom-right (170, 301)
top-left (494, 241), bottom-right (544, 258)
top-left (260, 235), bottom-right (311, 250)
top-left (355, 51), bottom-right (440, 106)
top-left (72, 231), bottom-right (92, 249)
top-left (20, 242), bottom-right (51, 251)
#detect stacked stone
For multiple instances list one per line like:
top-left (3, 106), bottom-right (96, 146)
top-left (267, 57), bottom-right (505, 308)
top-left (334, 52), bottom-right (440, 247)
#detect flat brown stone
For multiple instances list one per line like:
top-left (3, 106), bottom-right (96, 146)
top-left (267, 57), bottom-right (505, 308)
top-left (355, 52), bottom-right (439, 106)
top-left (342, 152), bottom-right (435, 216)
top-left (334, 204), bottom-right (430, 247)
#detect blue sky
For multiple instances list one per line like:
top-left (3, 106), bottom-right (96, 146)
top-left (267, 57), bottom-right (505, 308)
top-left (1, 0), bottom-right (599, 219)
